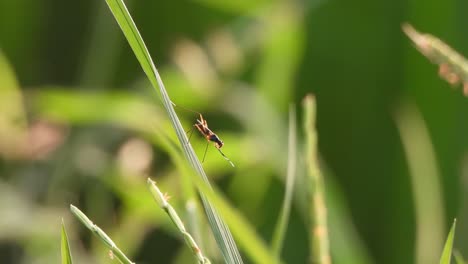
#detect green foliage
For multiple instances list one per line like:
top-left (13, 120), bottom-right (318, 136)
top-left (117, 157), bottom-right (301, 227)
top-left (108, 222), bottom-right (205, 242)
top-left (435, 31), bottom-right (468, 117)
top-left (440, 219), bottom-right (456, 264)
top-left (60, 220), bottom-right (73, 264)
top-left (70, 205), bottom-right (135, 264)
top-left (147, 179), bottom-right (211, 264)
top-left (103, 0), bottom-right (243, 262)
top-left (0, 0), bottom-right (467, 264)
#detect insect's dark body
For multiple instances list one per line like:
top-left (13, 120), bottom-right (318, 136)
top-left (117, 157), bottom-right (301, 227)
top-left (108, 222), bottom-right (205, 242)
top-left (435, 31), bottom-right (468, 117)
top-left (194, 115), bottom-right (224, 149)
top-left (189, 113), bottom-right (234, 167)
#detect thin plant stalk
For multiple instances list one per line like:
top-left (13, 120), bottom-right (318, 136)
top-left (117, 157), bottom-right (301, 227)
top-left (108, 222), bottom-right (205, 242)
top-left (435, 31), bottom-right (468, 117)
top-left (271, 105), bottom-right (297, 257)
top-left (147, 178), bottom-right (211, 264)
top-left (70, 205), bottom-right (134, 264)
top-left (303, 95), bottom-right (330, 264)
top-left (103, 0), bottom-right (243, 263)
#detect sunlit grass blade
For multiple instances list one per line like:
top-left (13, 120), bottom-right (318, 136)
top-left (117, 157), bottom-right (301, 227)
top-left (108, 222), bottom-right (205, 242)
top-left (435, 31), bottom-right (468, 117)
top-left (147, 178), bottom-right (211, 264)
top-left (395, 102), bottom-right (444, 264)
top-left (440, 219), bottom-right (457, 264)
top-left (271, 105), bottom-right (297, 257)
top-left (103, 0), bottom-right (243, 263)
top-left (61, 219), bottom-right (73, 264)
top-left (70, 205), bottom-right (134, 264)
top-left (303, 94), bottom-right (330, 264)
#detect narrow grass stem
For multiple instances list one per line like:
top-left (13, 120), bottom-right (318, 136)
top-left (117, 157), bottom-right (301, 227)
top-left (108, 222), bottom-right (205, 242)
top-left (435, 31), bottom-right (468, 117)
top-left (70, 205), bottom-right (134, 264)
top-left (303, 95), bottom-right (330, 264)
top-left (271, 105), bottom-right (297, 257)
top-left (147, 178), bottom-right (211, 264)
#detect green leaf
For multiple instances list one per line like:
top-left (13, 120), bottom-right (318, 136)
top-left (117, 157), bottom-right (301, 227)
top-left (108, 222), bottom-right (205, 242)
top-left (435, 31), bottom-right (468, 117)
top-left (440, 219), bottom-right (457, 264)
top-left (61, 219), bottom-right (73, 264)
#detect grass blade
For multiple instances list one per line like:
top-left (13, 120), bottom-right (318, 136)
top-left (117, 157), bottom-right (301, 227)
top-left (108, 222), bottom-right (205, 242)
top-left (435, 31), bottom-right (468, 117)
top-left (147, 179), bottom-right (211, 264)
top-left (395, 102), bottom-right (445, 264)
top-left (70, 205), bottom-right (135, 264)
top-left (271, 105), bottom-right (297, 257)
top-left (61, 219), bottom-right (73, 264)
top-left (103, 0), bottom-right (243, 263)
top-left (440, 219), bottom-right (457, 264)
top-left (303, 94), bottom-right (330, 264)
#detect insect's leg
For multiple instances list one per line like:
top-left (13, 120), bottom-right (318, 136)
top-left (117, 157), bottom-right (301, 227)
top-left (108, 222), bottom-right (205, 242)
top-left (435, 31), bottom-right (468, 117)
top-left (217, 149), bottom-right (235, 167)
top-left (186, 126), bottom-right (194, 142)
top-left (202, 141), bottom-right (209, 163)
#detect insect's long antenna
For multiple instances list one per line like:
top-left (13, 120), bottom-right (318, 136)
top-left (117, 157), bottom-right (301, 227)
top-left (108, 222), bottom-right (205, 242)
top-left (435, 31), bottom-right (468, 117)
top-left (217, 149), bottom-right (235, 167)
top-left (186, 127), bottom-right (194, 142)
top-left (202, 141), bottom-right (209, 163)
top-left (172, 102), bottom-right (202, 116)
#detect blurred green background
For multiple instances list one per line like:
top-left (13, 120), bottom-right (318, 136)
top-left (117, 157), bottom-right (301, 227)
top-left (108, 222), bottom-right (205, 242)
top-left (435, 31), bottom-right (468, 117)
top-left (0, 0), bottom-right (467, 263)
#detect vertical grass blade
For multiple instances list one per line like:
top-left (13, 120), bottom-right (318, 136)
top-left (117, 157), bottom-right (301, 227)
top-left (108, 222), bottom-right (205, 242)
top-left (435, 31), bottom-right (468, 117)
top-left (271, 105), bottom-right (297, 257)
top-left (103, 0), bottom-right (243, 263)
top-left (70, 205), bottom-right (135, 264)
top-left (303, 94), bottom-right (331, 264)
top-left (395, 103), bottom-right (445, 264)
top-left (440, 219), bottom-right (457, 264)
top-left (61, 219), bottom-right (73, 264)
top-left (147, 179), bottom-right (211, 264)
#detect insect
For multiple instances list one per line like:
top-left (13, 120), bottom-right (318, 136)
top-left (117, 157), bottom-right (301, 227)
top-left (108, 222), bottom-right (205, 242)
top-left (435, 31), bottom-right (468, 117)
top-left (173, 102), bottom-right (235, 167)
top-left (191, 113), bottom-right (235, 167)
